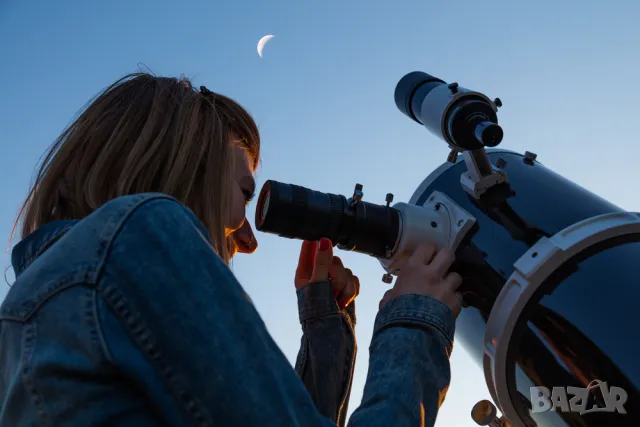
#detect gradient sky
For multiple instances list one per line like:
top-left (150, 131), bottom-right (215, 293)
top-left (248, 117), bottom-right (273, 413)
top-left (2, 0), bottom-right (640, 425)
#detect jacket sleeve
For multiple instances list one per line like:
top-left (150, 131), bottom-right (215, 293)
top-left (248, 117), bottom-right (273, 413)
top-left (294, 280), bottom-right (357, 426)
top-left (349, 294), bottom-right (456, 426)
top-left (99, 196), bottom-right (456, 427)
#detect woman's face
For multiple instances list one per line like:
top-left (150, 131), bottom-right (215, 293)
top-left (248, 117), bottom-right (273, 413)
top-left (227, 146), bottom-right (258, 255)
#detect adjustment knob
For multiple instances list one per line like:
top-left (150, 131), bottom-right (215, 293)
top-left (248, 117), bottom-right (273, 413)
top-left (385, 193), bottom-right (394, 207)
top-left (471, 400), bottom-right (507, 426)
top-left (352, 183), bottom-right (364, 204)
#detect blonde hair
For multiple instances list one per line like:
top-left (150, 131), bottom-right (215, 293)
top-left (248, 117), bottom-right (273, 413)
top-left (12, 72), bottom-right (260, 264)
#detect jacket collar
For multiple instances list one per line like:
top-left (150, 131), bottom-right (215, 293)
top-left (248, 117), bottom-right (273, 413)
top-left (11, 220), bottom-right (78, 278)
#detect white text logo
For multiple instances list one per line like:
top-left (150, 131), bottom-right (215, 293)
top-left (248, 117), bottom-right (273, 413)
top-left (530, 380), bottom-right (627, 415)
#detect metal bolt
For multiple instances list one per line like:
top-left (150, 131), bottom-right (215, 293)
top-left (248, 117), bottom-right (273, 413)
top-left (435, 203), bottom-right (441, 211)
top-left (524, 151), bottom-right (537, 162)
top-left (448, 82), bottom-right (459, 94)
top-left (495, 157), bottom-right (506, 168)
top-left (447, 149), bottom-right (459, 163)
top-left (494, 98), bottom-right (503, 108)
top-left (385, 193), bottom-right (394, 207)
top-left (382, 273), bottom-right (393, 284)
top-left (457, 219), bottom-right (464, 227)
top-left (352, 183), bottom-right (364, 203)
top-left (431, 221), bottom-right (438, 228)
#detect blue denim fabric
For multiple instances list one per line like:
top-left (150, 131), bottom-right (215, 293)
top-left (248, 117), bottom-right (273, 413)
top-left (0, 193), bottom-right (456, 426)
top-left (295, 280), bottom-right (357, 425)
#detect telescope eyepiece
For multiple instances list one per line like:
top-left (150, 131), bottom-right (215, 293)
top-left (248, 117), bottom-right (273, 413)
top-left (474, 121), bottom-right (503, 147)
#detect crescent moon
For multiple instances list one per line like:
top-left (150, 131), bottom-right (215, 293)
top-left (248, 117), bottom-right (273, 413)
top-left (257, 34), bottom-right (275, 58)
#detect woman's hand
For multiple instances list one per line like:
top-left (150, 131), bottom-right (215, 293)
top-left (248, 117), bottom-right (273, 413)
top-left (294, 238), bottom-right (360, 309)
top-left (293, 238), bottom-right (360, 421)
top-left (379, 243), bottom-right (463, 316)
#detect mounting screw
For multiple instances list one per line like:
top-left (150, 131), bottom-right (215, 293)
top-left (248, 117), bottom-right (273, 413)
top-left (494, 98), bottom-right (503, 108)
top-left (447, 149), bottom-right (459, 163)
top-left (448, 82), bottom-right (459, 94)
top-left (385, 193), bottom-right (394, 207)
top-left (435, 203), bottom-right (441, 211)
top-left (352, 183), bottom-right (364, 204)
top-left (457, 219), bottom-right (464, 227)
top-left (524, 151), bottom-right (537, 162)
top-left (382, 273), bottom-right (393, 284)
top-left (495, 157), bottom-right (507, 168)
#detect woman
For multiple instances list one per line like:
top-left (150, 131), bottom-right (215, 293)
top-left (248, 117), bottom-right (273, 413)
top-left (0, 73), bottom-right (462, 427)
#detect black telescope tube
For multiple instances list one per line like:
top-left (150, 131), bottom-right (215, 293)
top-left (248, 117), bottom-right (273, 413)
top-left (255, 180), bottom-right (400, 258)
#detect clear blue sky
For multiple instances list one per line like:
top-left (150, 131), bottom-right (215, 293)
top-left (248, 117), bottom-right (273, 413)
top-left (2, 0), bottom-right (640, 424)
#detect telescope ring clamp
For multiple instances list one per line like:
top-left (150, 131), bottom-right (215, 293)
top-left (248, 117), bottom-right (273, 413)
top-left (378, 191), bottom-right (476, 280)
top-left (480, 211), bottom-right (640, 427)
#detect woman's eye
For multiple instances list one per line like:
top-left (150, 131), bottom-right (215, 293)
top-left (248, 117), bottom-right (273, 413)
top-left (243, 190), bottom-right (256, 205)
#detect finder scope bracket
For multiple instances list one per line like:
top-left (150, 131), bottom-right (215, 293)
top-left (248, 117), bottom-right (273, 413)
top-left (460, 149), bottom-right (509, 199)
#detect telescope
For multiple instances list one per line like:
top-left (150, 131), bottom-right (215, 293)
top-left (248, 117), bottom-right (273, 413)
top-left (255, 71), bottom-right (640, 427)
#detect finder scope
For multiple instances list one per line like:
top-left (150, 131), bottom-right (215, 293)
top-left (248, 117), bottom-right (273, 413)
top-left (394, 71), bottom-right (503, 150)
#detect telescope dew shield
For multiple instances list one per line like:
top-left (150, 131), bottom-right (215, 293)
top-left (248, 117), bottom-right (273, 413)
top-left (410, 150), bottom-right (640, 427)
top-left (255, 180), bottom-right (401, 258)
top-left (394, 71), bottom-right (503, 150)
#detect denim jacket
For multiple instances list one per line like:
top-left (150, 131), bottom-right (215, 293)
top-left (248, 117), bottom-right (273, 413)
top-left (0, 193), bottom-right (456, 427)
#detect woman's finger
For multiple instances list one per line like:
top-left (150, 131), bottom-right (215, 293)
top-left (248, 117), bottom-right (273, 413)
top-left (310, 238), bottom-right (333, 283)
top-left (329, 256), bottom-right (349, 296)
top-left (444, 272), bottom-right (462, 292)
top-left (430, 247), bottom-right (456, 277)
top-left (408, 243), bottom-right (438, 266)
top-left (451, 292), bottom-right (463, 318)
top-left (294, 240), bottom-right (318, 289)
top-left (337, 268), bottom-right (357, 308)
top-left (379, 288), bottom-right (396, 310)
